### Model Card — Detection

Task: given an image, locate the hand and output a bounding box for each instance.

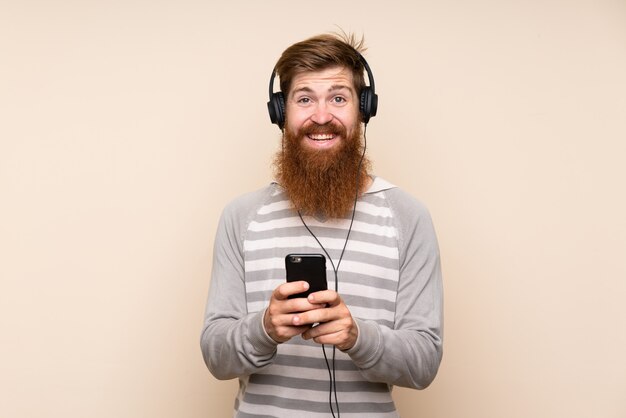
[263,281,326,343]
[299,290,358,351]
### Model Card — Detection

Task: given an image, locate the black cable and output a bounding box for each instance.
[321,344,336,417]
[297,217,340,418]
[297,124,368,417]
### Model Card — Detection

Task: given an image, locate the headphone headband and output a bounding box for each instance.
[267,53,378,130]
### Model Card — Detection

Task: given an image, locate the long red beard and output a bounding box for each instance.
[273,120,370,219]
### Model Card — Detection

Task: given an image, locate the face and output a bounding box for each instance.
[275,66,370,218]
[285,66,360,151]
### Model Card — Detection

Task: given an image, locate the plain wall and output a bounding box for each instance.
[1,1,625,417]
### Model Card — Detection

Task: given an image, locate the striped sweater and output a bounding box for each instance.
[201,177,443,417]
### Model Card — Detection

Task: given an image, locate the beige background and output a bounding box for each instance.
[1,0,625,417]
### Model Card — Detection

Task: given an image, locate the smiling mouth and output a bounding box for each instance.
[307,133,336,141]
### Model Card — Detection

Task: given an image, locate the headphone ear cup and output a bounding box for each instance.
[267,92,286,129]
[360,87,378,124]
[360,87,371,123]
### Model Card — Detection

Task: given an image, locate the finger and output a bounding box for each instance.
[303,323,357,351]
[307,290,339,305]
[313,331,354,351]
[273,281,309,300]
[268,313,310,334]
[307,328,343,344]
[271,309,329,328]
[302,313,351,336]
[286,298,327,313]
[272,324,313,343]
[292,312,332,326]
[293,306,336,325]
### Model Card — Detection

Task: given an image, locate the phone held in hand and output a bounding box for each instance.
[285,254,327,299]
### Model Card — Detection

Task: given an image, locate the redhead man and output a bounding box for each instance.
[201,32,443,417]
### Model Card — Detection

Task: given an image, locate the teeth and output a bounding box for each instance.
[309,134,334,140]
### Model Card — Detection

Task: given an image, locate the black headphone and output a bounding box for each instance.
[267,53,378,130]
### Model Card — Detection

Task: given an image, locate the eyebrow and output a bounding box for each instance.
[291,85,354,96]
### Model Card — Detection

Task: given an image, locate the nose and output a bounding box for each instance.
[310,102,333,125]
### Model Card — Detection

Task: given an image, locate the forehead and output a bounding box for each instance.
[289,66,355,95]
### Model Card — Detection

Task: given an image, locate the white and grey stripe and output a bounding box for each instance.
[236,180,402,416]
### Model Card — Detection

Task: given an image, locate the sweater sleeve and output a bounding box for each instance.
[200,188,279,380]
[344,188,443,389]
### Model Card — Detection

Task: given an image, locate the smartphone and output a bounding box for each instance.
[285,253,327,299]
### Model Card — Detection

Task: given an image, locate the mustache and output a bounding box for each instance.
[298,121,347,138]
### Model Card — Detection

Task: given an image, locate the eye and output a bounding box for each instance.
[297,97,311,104]
[332,96,347,104]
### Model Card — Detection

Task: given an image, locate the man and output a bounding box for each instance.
[201,33,443,417]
